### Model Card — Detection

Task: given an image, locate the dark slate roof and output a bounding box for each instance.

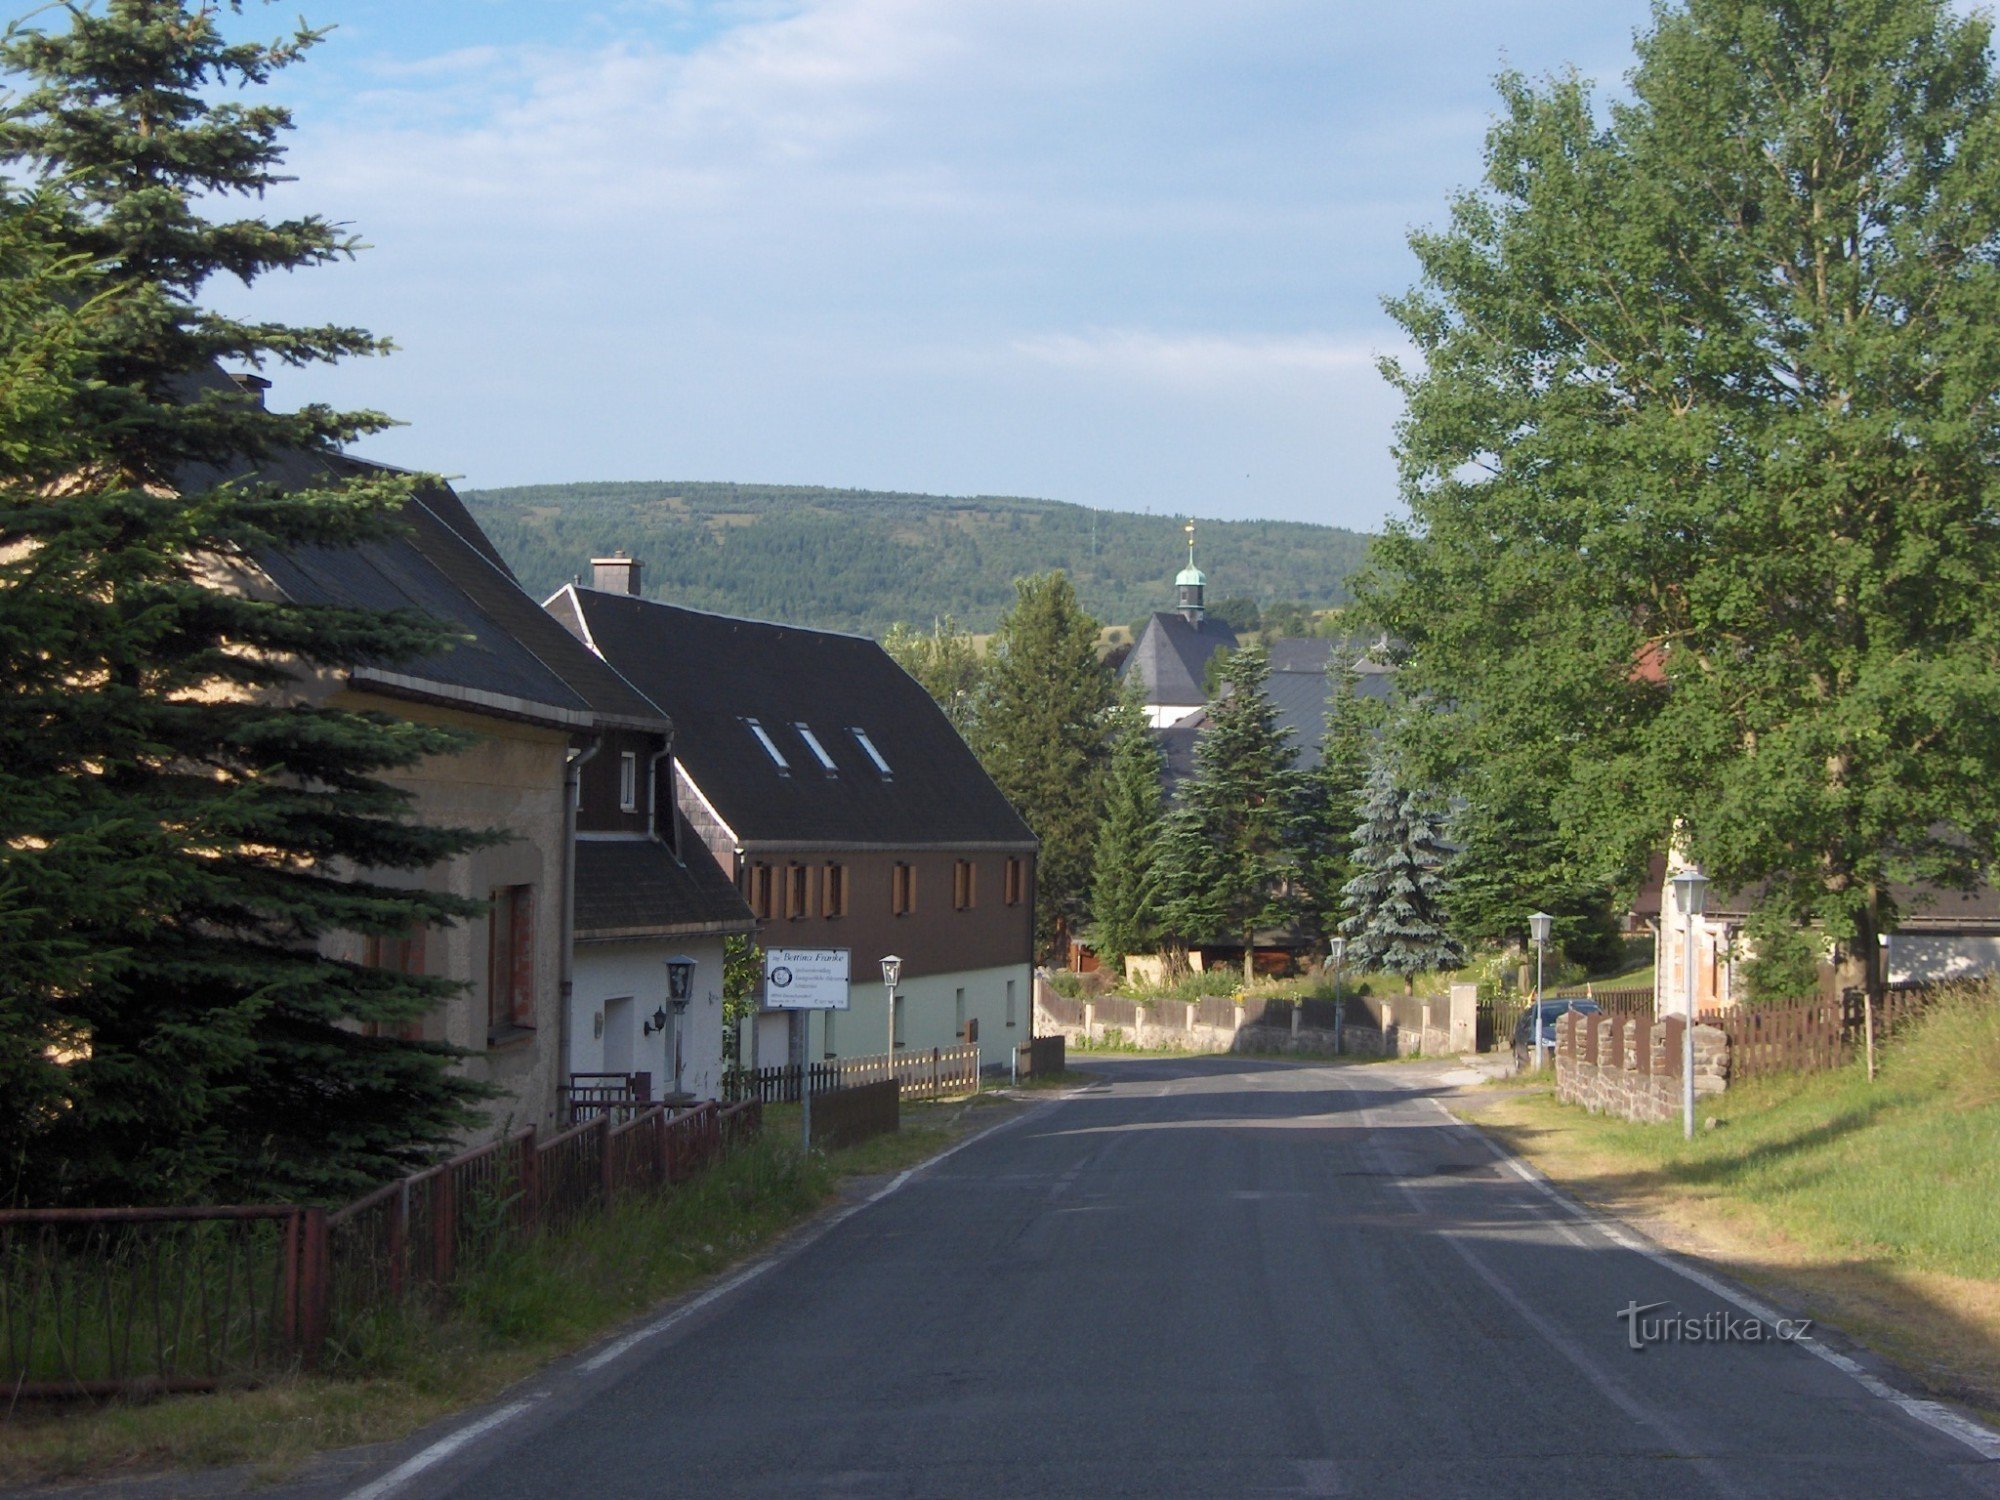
[1266,637,1395,775]
[574,828,757,940]
[248,461,666,731]
[1121,612,1239,707]
[552,587,1036,850]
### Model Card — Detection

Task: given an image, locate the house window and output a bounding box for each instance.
[822,862,849,918]
[823,1008,837,1058]
[1003,857,1025,906]
[745,862,774,920]
[953,859,976,911]
[892,861,916,917]
[618,751,638,812]
[365,925,429,1040]
[1006,978,1017,1028]
[850,726,892,777]
[893,992,906,1048]
[785,863,811,920]
[745,718,790,773]
[795,724,838,773]
[955,987,966,1039]
[487,886,535,1041]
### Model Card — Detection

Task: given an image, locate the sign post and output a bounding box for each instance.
[764,949,850,1154]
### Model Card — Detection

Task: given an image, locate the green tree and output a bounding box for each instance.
[0,1,490,1205]
[970,572,1116,955]
[1154,648,1302,983]
[1291,644,1375,945]
[1088,685,1166,969]
[1340,756,1464,994]
[881,616,983,738]
[1366,0,2000,997]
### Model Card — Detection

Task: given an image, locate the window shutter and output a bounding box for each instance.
[508,887,536,1028]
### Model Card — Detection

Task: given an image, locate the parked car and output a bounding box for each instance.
[1513,998,1601,1071]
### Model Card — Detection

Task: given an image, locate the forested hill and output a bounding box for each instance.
[460,480,1374,636]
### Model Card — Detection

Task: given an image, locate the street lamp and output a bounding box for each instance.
[1667,867,1710,1140]
[881,954,903,1061]
[1528,912,1554,1071]
[1327,936,1346,1055]
[664,955,696,1100]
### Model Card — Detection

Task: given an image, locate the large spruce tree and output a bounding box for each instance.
[0,1,490,1205]
[1154,648,1302,983]
[970,572,1116,955]
[1366,0,2000,992]
[1088,685,1167,969]
[1290,644,1375,947]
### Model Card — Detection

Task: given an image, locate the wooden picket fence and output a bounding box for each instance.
[724,1044,981,1105]
[1702,986,1941,1081]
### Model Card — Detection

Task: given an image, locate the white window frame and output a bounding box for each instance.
[850,726,892,776]
[618,751,638,812]
[795,723,838,773]
[745,718,790,772]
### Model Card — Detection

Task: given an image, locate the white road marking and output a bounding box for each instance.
[339,1102,1043,1500]
[341,1401,540,1500]
[1425,1091,2000,1462]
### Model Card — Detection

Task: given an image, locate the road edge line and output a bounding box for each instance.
[1429,1092,2000,1462]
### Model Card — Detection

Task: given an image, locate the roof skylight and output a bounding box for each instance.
[850,726,892,776]
[745,718,789,772]
[795,724,838,773]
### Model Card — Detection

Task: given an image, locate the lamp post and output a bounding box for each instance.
[1668,868,1710,1140]
[664,955,695,1103]
[881,954,903,1070]
[1328,936,1346,1055]
[1528,912,1554,1071]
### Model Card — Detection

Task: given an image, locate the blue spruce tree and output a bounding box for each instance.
[1340,756,1463,994]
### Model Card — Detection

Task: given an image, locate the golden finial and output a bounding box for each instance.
[1184,517,1196,566]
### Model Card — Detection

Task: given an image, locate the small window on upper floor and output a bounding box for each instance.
[795,724,838,773]
[850,726,892,777]
[618,751,638,812]
[745,718,789,773]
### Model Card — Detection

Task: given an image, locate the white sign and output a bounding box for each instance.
[763,948,851,1010]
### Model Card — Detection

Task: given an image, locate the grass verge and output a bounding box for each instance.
[1448,993,2000,1419]
[0,1099,1017,1489]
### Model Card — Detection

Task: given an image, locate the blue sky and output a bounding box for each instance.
[198,0,1665,530]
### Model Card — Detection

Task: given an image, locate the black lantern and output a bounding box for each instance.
[665,954,696,1008]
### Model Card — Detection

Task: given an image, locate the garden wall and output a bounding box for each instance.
[1552,1011,1729,1124]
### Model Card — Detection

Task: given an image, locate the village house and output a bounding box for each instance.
[545,564,1038,1074]
[231,387,702,1137]
[563,554,758,1110]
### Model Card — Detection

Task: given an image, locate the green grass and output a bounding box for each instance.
[1603,995,2000,1277]
[1516,993,2000,1278]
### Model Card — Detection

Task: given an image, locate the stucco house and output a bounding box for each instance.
[545,566,1038,1075]
[236,412,678,1137]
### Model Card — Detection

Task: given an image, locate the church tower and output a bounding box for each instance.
[1175,518,1206,624]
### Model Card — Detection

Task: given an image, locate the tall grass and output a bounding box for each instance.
[1561,989,2000,1279]
[326,1137,830,1380]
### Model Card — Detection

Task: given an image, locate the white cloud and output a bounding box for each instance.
[215,0,1655,531]
[1012,330,1398,391]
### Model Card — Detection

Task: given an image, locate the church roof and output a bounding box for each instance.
[1121,611,1239,707]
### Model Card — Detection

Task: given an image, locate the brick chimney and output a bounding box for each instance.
[591,552,642,596]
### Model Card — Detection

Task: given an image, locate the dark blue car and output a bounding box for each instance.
[1513,998,1601,1071]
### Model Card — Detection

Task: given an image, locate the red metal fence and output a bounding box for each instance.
[0,1206,325,1398]
[5,1101,763,1398]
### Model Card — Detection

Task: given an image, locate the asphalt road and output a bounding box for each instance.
[330,1056,2000,1500]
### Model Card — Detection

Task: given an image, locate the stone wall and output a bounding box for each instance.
[1553,1011,1729,1124]
[1031,985,1474,1060]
